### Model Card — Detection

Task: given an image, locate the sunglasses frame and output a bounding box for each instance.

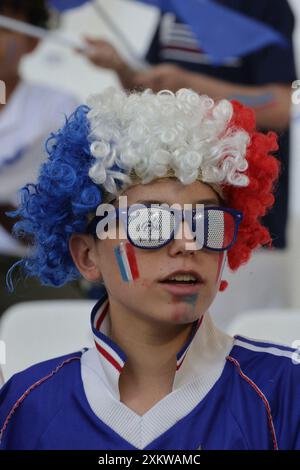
[86,204,243,252]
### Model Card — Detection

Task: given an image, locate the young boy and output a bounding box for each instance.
[0,88,299,450]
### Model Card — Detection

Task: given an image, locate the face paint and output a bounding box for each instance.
[114,242,139,282]
[182,294,198,309]
[215,252,227,288]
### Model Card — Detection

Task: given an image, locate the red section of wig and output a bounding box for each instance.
[223,100,280,272]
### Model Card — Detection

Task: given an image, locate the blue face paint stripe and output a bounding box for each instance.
[182,294,198,309]
[114,246,129,282]
[119,242,133,281]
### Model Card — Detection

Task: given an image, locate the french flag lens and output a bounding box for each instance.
[190,206,204,248]
[205,209,235,250]
[127,206,174,248]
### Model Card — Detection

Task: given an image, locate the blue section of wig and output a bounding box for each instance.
[7,105,102,290]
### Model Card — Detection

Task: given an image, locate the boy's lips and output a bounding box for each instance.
[159,283,203,296]
[158,270,204,296]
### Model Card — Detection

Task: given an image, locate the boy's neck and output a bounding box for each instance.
[107,297,195,398]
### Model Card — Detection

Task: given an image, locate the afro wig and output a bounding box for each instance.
[7,88,280,289]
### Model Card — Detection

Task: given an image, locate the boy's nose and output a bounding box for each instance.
[168,220,200,256]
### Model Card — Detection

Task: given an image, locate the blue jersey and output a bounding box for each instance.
[1,293,300,450]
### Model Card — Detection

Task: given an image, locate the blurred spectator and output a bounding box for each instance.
[0,0,85,316]
[84,0,297,250]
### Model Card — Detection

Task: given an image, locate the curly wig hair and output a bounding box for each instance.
[7,88,280,289]
[224,100,280,270]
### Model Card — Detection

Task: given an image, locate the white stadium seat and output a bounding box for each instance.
[225,308,300,348]
[0,300,95,382]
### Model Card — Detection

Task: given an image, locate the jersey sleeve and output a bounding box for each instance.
[0,372,50,450]
[273,355,300,449]
[0,352,82,450]
[229,336,300,450]
[0,375,28,450]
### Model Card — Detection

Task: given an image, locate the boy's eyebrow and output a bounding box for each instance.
[134,198,220,205]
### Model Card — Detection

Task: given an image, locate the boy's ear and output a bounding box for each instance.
[69,234,103,282]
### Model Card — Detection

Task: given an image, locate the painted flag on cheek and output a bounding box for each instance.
[114,242,140,282]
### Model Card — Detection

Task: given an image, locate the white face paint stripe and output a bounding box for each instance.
[119,242,133,281]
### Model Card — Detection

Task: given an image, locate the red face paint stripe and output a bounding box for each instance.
[124,242,140,280]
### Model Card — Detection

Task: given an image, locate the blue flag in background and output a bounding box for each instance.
[136,0,169,9]
[137,0,288,64]
[48,0,90,11]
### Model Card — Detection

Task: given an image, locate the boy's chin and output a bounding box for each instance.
[161,299,203,324]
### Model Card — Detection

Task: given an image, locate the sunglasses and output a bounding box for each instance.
[86,204,243,252]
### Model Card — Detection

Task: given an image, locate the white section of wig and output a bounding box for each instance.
[87,87,250,195]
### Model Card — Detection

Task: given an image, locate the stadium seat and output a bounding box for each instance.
[0,300,95,381]
[225,308,300,349]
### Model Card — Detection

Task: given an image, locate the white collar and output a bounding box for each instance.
[81,292,234,448]
[90,291,207,397]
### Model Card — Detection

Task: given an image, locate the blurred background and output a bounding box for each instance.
[0,0,300,380]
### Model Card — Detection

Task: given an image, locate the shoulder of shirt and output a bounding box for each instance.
[228,334,300,388]
[227,335,300,446]
[8,348,82,379]
[230,334,299,363]
[216,333,300,451]
[1,350,83,397]
[0,350,84,444]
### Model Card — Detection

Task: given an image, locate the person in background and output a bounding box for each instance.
[84,0,296,249]
[82,0,297,323]
[0,0,85,317]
